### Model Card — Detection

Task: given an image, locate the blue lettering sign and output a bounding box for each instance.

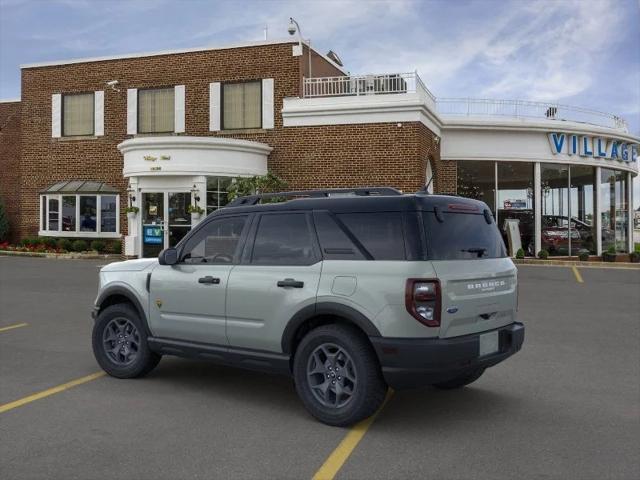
[580,136,593,156]
[143,226,163,245]
[610,141,619,159]
[596,138,607,157]
[570,135,578,155]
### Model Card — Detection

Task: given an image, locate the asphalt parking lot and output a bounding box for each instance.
[1,256,639,480]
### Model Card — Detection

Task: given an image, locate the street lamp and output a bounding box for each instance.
[288,17,312,79]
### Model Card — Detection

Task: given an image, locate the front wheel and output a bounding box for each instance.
[92,303,161,378]
[293,324,387,427]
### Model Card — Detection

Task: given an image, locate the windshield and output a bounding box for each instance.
[423,212,507,260]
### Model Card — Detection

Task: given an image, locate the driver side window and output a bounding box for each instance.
[182,215,247,264]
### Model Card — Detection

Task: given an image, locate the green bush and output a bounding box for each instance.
[227,173,288,202]
[629,251,640,263]
[577,250,589,261]
[515,248,525,259]
[40,237,58,249]
[72,239,88,252]
[606,245,617,254]
[90,240,106,253]
[20,237,38,247]
[537,249,549,260]
[107,239,122,254]
[57,238,73,252]
[0,198,9,242]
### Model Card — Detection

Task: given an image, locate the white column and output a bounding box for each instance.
[595,166,602,256]
[534,162,541,255]
[628,172,634,253]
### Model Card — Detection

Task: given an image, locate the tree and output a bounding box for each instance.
[0,198,9,242]
[227,173,288,202]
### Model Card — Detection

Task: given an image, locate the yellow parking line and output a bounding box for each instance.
[571,266,584,283]
[312,389,394,480]
[0,371,106,414]
[0,322,28,333]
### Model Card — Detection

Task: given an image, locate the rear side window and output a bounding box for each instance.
[424,212,506,260]
[251,213,317,265]
[337,212,405,260]
[313,212,366,260]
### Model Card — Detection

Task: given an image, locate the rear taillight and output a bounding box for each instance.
[405,279,441,327]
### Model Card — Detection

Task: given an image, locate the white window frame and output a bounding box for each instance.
[39,193,120,238]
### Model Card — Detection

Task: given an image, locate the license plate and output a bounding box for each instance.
[479,331,499,357]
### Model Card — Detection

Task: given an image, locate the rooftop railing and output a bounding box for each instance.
[436,98,628,132]
[301,73,628,132]
[303,72,436,101]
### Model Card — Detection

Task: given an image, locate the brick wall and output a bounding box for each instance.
[17,41,443,241]
[0,101,21,242]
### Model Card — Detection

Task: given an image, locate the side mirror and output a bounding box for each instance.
[158,248,178,266]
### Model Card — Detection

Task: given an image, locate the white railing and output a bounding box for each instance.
[436,98,628,131]
[303,72,436,101]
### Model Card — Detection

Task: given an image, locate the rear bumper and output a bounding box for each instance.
[370,322,524,389]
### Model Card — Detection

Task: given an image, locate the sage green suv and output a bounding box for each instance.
[92,188,524,426]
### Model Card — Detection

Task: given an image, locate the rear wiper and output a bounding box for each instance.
[461,247,487,258]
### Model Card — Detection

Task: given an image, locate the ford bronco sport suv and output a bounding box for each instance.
[92,188,524,426]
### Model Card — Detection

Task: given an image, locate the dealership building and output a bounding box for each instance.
[0,39,637,257]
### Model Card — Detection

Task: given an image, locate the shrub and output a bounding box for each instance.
[40,237,58,249]
[107,239,122,254]
[537,249,549,260]
[57,238,73,252]
[72,239,88,252]
[515,248,525,259]
[606,245,617,254]
[577,250,589,261]
[90,240,106,253]
[227,172,288,202]
[0,198,9,242]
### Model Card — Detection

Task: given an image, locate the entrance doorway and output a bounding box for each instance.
[141,192,191,258]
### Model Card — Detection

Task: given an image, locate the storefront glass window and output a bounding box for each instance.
[569,166,596,254]
[497,162,535,255]
[48,197,59,231]
[456,161,495,213]
[62,196,76,232]
[101,195,117,233]
[79,196,97,232]
[206,176,232,215]
[600,169,629,253]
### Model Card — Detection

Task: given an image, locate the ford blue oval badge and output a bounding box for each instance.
[447,307,459,314]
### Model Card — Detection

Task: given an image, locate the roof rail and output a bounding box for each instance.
[226,187,403,207]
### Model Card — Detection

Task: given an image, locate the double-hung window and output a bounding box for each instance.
[138,87,175,133]
[222,81,262,130]
[62,92,95,136]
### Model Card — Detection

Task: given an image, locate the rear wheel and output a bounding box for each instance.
[293,324,387,427]
[432,368,485,390]
[92,303,161,378]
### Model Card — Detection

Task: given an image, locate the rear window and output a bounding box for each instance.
[337,212,406,260]
[424,212,506,260]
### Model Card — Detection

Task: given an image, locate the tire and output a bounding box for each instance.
[432,368,485,390]
[293,324,387,427]
[92,303,161,379]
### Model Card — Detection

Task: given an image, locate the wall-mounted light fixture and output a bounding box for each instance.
[191,184,201,203]
[127,186,136,204]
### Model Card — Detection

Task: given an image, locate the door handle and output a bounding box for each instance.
[277,278,304,288]
[198,276,221,285]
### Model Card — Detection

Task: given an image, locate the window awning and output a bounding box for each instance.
[40,180,119,195]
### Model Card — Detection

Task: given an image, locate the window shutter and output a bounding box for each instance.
[94,90,104,136]
[51,94,62,138]
[209,82,221,131]
[262,78,274,129]
[174,85,185,133]
[127,88,137,135]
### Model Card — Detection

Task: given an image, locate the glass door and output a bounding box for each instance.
[141,192,192,258]
[142,192,165,258]
[168,192,191,248]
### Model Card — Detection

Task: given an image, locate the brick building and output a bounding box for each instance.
[0,39,638,257]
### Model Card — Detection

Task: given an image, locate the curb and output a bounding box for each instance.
[0,250,123,260]
[514,259,640,269]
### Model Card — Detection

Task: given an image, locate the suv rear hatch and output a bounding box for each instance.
[423,206,517,338]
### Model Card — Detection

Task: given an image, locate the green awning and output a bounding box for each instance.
[40,180,119,195]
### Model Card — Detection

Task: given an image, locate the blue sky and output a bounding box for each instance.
[1,0,639,204]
